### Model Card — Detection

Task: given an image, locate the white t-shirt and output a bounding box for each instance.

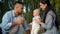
[32,16,41,29]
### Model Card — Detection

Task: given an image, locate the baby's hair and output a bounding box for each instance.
[33,9,40,12]
[33,9,40,14]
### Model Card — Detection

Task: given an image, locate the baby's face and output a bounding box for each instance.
[33,9,40,16]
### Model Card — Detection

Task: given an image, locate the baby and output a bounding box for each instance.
[31,9,41,34]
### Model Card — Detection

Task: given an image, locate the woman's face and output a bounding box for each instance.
[40,2,47,10]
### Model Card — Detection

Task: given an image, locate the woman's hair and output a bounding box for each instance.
[40,0,59,29]
[40,0,51,6]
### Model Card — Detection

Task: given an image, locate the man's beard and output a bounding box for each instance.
[18,12,22,15]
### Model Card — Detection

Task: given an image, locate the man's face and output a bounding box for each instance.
[14,3,23,13]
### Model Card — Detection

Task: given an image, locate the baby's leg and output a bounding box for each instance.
[31,29,34,34]
[34,28,40,34]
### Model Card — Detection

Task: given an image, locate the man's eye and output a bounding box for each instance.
[16,7,19,8]
[40,5,41,6]
[22,8,23,9]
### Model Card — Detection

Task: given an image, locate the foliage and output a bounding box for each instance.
[0,0,60,24]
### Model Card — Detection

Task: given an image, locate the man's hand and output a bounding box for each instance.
[11,17,25,28]
[16,17,25,25]
[26,30,30,34]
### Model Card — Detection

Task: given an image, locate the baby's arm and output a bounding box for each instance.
[29,23,32,25]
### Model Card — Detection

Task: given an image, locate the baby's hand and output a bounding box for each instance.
[35,18,41,24]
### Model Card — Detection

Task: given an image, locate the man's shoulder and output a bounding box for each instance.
[6,10,13,14]
[4,10,13,17]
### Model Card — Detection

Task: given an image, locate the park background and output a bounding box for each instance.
[0,0,60,34]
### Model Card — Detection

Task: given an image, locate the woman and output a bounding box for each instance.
[39,0,59,34]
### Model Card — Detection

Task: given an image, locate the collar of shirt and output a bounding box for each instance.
[11,10,22,17]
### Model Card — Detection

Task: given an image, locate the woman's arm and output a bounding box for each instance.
[40,11,54,30]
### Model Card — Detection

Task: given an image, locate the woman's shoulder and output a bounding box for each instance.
[48,10,55,15]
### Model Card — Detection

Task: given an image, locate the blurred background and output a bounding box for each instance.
[0,0,60,34]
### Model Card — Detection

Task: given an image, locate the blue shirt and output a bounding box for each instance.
[0,10,29,34]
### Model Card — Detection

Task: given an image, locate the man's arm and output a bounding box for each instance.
[1,12,24,30]
[11,18,25,28]
[26,30,30,34]
[22,21,30,34]
[11,18,24,28]
[10,22,17,28]
[1,12,12,30]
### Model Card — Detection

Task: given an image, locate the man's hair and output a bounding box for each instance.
[14,1,23,5]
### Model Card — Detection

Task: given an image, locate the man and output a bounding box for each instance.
[0,1,30,34]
